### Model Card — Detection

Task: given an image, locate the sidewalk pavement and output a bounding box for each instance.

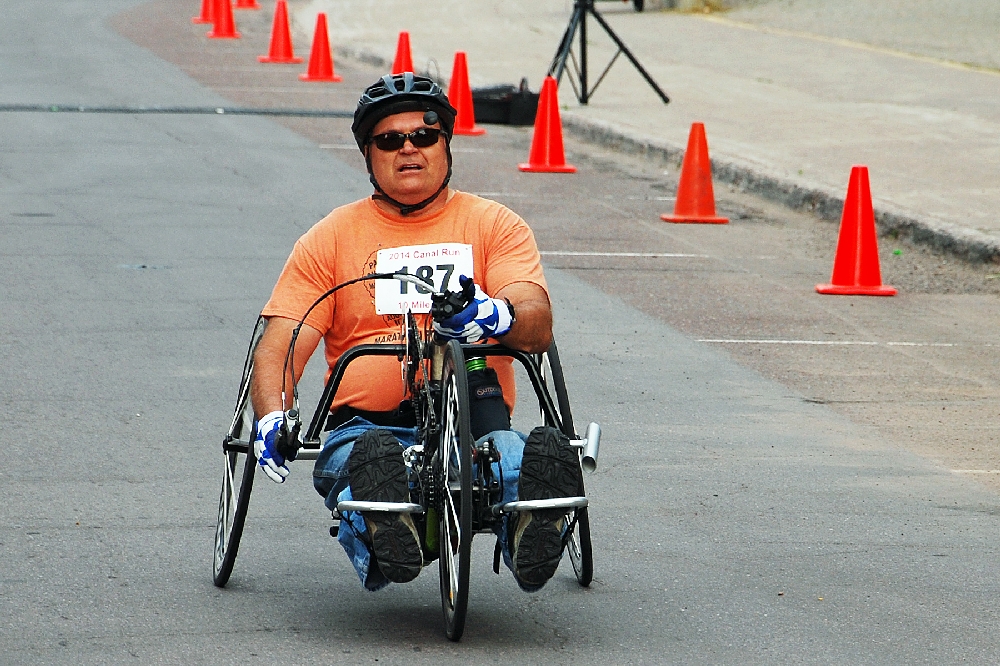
[296,0,1000,262]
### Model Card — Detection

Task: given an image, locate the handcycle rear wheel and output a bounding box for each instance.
[566,507,593,587]
[539,342,575,434]
[540,343,594,587]
[437,340,473,641]
[213,434,256,587]
[213,317,266,587]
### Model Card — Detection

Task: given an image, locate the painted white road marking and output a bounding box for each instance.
[699,339,956,347]
[542,251,710,258]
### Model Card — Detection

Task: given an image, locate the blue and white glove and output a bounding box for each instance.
[254,410,293,483]
[433,276,514,344]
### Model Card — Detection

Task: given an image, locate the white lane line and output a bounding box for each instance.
[699,339,957,347]
[952,470,1000,474]
[885,342,957,347]
[541,251,710,258]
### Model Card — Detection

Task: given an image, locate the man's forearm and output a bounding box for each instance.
[495,283,553,353]
[250,344,296,417]
[250,317,323,418]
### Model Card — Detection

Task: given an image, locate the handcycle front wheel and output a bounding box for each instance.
[437,340,473,642]
[213,317,266,587]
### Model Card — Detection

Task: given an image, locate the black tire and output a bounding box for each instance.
[633,0,645,11]
[213,434,256,587]
[566,506,594,587]
[542,342,576,437]
[437,341,473,641]
[213,318,266,587]
[541,341,593,585]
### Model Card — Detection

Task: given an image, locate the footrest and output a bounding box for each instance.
[500,496,588,513]
[336,500,425,514]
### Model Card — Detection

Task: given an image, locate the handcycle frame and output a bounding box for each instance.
[213,310,600,642]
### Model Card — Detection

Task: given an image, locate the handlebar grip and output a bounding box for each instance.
[430,277,476,322]
[275,414,301,462]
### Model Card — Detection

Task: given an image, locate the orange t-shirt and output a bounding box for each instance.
[261,191,548,414]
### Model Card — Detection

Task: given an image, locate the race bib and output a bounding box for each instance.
[374,243,474,314]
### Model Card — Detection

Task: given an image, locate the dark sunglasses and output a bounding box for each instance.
[370,127,442,151]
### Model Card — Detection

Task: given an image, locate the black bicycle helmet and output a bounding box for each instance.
[352,73,457,150]
[352,73,459,215]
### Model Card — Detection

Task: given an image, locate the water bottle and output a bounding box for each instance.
[464,356,510,439]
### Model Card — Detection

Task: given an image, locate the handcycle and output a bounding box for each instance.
[212,273,601,641]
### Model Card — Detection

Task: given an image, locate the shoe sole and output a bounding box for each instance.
[519,426,583,501]
[512,509,565,587]
[514,426,584,587]
[349,429,422,584]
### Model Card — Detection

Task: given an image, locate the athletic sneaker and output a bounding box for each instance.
[511,426,584,588]
[348,428,423,584]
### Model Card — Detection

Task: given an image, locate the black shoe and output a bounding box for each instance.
[512,426,584,588]
[349,429,422,584]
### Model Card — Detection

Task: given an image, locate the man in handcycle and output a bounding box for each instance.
[250,73,583,592]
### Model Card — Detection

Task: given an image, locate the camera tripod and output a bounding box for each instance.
[548,0,669,105]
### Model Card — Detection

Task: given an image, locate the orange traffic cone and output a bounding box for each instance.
[661,123,727,224]
[192,0,214,24]
[392,32,414,74]
[448,52,486,136]
[258,0,302,63]
[299,13,342,82]
[518,76,575,173]
[207,0,240,38]
[234,0,260,8]
[816,166,897,296]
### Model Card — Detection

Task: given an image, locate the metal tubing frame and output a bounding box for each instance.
[303,342,572,443]
[337,500,425,514]
[501,497,589,513]
[303,344,407,443]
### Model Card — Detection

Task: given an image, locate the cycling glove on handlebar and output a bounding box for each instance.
[433,278,514,344]
[254,410,294,483]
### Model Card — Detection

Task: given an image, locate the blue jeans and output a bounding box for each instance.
[312,417,535,591]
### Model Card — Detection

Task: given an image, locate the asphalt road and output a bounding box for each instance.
[3,1,1000,664]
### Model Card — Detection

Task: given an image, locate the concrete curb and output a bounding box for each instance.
[336,45,392,72]
[561,114,1000,264]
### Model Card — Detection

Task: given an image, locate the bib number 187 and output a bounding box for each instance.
[374,243,474,314]
[397,264,455,294]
